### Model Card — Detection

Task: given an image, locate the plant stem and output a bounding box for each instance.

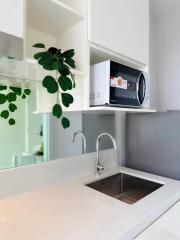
[55,70,60,104]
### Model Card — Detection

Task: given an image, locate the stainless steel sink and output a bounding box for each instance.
[86,173,163,204]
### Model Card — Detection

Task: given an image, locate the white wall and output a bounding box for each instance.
[150,0,180,110]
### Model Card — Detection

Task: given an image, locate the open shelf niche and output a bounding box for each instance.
[88,42,156,113]
[24,0,89,113]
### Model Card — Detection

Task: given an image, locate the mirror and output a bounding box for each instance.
[0,85,115,170]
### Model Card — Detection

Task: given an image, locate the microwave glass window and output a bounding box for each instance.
[114,88,137,99]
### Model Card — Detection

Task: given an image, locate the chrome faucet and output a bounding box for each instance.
[73,130,87,154]
[96,133,117,174]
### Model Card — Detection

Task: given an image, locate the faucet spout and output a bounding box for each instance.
[96,133,117,174]
[73,130,87,154]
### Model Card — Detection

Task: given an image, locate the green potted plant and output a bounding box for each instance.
[33,43,76,129]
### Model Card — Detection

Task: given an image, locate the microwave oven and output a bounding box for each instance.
[90,60,150,108]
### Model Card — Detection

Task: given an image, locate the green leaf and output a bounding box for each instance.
[34,52,45,60]
[22,94,26,99]
[62,49,75,59]
[7,92,16,102]
[1,110,9,119]
[57,54,64,64]
[7,56,15,59]
[37,52,55,71]
[9,103,17,112]
[42,76,58,94]
[52,61,60,70]
[24,89,31,95]
[43,64,54,71]
[52,104,62,119]
[0,85,7,91]
[10,87,22,96]
[61,93,74,107]
[0,94,7,104]
[62,117,70,129]
[33,43,45,48]
[44,55,54,65]
[38,52,53,67]
[58,76,72,91]
[9,118,16,126]
[48,47,58,55]
[65,58,75,68]
[58,64,70,76]
[37,52,49,63]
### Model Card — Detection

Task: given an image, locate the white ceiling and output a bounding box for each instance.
[151,0,180,16]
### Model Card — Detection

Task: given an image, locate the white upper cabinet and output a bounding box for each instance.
[89,0,149,65]
[0,0,24,38]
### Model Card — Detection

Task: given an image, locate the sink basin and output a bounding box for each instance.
[86,173,163,204]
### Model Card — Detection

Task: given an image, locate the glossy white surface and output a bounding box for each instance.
[136,201,180,239]
[0,166,180,240]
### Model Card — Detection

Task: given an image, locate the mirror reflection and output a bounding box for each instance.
[0,86,115,170]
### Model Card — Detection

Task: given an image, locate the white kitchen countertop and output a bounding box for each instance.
[0,166,180,240]
[136,201,180,239]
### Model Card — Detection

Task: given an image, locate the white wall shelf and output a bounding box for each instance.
[26,0,84,35]
[87,106,156,113]
[34,107,156,115]
[71,68,86,77]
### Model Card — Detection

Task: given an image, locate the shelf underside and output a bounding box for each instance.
[90,42,146,70]
[86,106,156,113]
[34,107,156,114]
[26,0,83,35]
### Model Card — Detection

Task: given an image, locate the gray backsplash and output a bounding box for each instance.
[83,113,115,153]
[126,112,180,180]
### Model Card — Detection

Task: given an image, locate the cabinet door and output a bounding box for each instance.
[0,0,24,38]
[89,0,149,65]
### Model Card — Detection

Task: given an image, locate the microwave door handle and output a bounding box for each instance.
[137,73,146,105]
[142,74,146,99]
[137,77,141,106]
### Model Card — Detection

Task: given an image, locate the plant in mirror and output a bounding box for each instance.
[0,85,44,170]
[33,43,76,129]
[0,84,31,125]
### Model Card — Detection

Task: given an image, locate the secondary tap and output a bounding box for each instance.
[73,130,87,154]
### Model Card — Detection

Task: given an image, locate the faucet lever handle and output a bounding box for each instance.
[97,165,104,172]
